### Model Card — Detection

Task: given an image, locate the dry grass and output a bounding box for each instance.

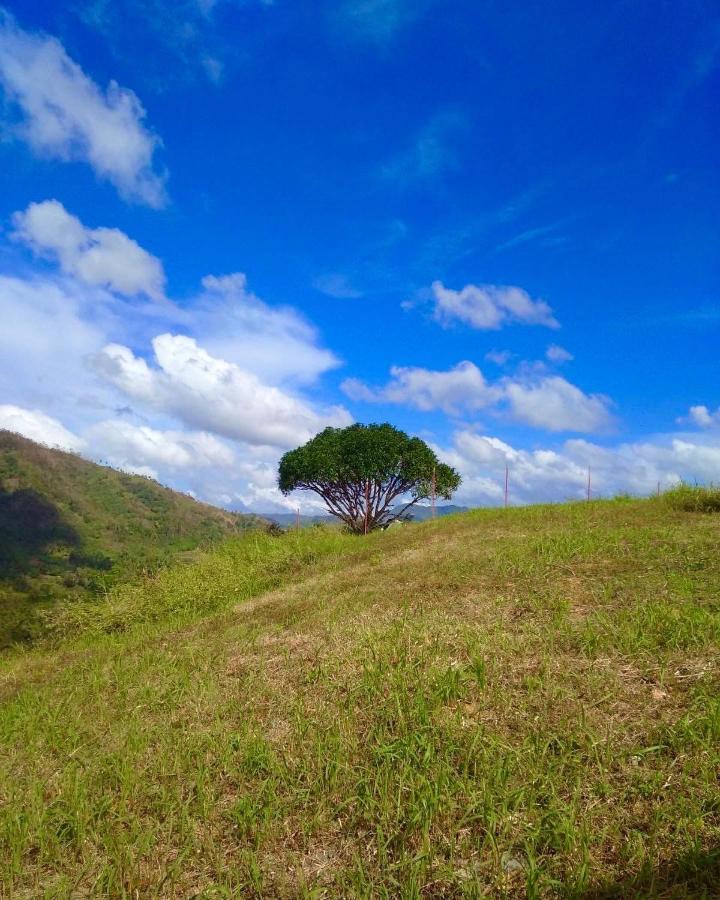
[1,498,719,897]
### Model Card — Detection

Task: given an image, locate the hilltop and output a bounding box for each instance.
[1,496,718,896]
[0,430,263,646]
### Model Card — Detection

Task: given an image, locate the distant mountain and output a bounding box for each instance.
[260,503,469,528]
[0,431,264,646]
[398,504,470,521]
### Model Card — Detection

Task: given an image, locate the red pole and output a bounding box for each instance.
[587,467,591,502]
[364,480,370,534]
[296,508,300,531]
[504,463,509,509]
[431,466,436,519]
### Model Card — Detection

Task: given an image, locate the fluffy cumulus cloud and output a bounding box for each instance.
[0,403,239,484]
[0,11,166,206]
[90,334,352,448]
[0,205,351,509]
[343,362,500,414]
[503,375,613,433]
[436,430,720,507]
[226,453,332,515]
[85,420,235,474]
[11,200,166,299]
[343,362,614,433]
[679,404,720,429]
[430,281,559,330]
[0,404,84,451]
[193,273,341,385]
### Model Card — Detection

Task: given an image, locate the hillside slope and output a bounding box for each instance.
[1,499,719,896]
[0,430,263,646]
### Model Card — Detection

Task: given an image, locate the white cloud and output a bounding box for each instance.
[504,375,613,433]
[430,281,559,330]
[0,262,347,461]
[342,361,500,414]
[0,274,118,424]
[546,343,573,363]
[85,420,235,471]
[0,404,83,450]
[228,455,332,514]
[11,200,166,299]
[312,273,363,299]
[342,363,613,433]
[437,430,720,507]
[0,224,348,514]
[485,349,513,366]
[90,334,352,448]
[679,404,720,429]
[193,273,341,385]
[0,11,166,206]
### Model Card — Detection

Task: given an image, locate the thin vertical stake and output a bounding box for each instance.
[364,480,370,535]
[504,463,509,509]
[657,481,661,497]
[431,466,436,519]
[587,467,591,502]
[296,508,300,532]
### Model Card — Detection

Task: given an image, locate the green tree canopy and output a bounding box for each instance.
[278,423,461,533]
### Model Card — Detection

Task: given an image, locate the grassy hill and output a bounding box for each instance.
[0,430,263,646]
[1,496,719,896]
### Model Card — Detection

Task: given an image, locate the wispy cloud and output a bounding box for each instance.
[77,0,273,88]
[0,10,167,206]
[546,344,573,364]
[650,18,720,134]
[334,0,434,43]
[380,110,467,188]
[485,350,513,366]
[494,218,573,254]
[312,273,363,299]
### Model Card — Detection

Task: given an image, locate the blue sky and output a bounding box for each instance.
[0,0,718,511]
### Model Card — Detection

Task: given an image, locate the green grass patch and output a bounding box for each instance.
[662,482,720,513]
[1,498,719,896]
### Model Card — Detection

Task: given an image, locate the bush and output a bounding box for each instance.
[662,483,720,513]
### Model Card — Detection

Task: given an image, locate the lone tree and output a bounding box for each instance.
[278,423,461,534]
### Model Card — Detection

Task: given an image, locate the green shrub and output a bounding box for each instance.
[662,483,720,513]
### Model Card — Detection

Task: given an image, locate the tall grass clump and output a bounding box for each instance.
[661,482,720,513]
